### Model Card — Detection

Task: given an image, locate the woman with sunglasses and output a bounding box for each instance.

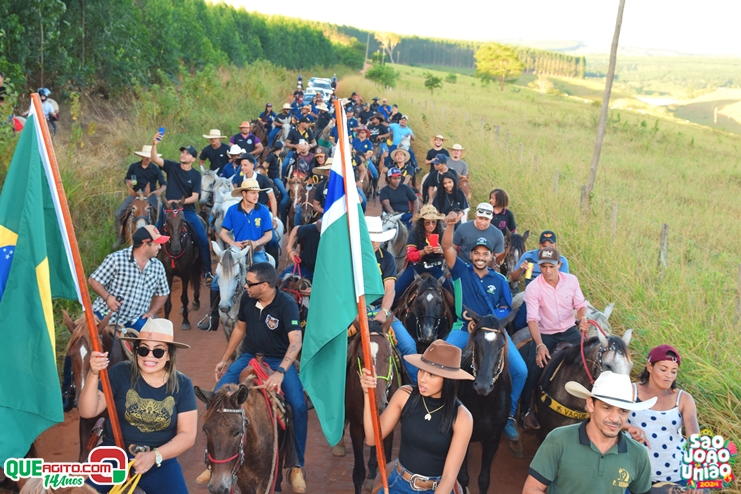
[393,205,447,304]
[360,340,473,493]
[79,318,196,493]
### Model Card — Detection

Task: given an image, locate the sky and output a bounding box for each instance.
[216,0,741,56]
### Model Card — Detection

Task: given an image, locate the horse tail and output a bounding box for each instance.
[279,403,297,470]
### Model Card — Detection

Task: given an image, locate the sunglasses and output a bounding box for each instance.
[476,209,492,216]
[245,280,266,288]
[136,346,166,359]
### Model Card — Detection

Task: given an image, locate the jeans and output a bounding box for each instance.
[513,302,528,332]
[519,325,582,412]
[358,187,367,212]
[282,151,295,179]
[88,457,187,493]
[157,209,212,275]
[386,461,448,494]
[446,329,527,417]
[275,178,291,223]
[393,263,446,305]
[368,308,418,383]
[367,160,378,180]
[268,127,281,147]
[216,352,306,467]
[400,212,412,231]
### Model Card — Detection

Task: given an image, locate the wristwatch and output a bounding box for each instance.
[276,366,286,374]
[153,448,162,467]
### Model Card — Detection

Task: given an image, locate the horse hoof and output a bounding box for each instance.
[191,302,200,311]
[332,442,346,457]
[181,322,191,330]
[362,479,374,492]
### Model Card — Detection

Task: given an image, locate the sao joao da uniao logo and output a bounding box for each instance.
[681,429,737,490]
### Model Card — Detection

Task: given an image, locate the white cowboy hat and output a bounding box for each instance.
[134,145,161,159]
[565,371,657,411]
[203,129,227,139]
[315,103,329,112]
[449,143,465,151]
[231,178,270,197]
[392,148,410,163]
[366,216,396,243]
[119,318,189,349]
[282,103,293,110]
[227,144,245,156]
[312,164,332,176]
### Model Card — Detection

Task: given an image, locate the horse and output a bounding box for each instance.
[159,196,202,330]
[457,308,515,494]
[500,229,529,292]
[199,169,221,226]
[393,272,454,352]
[381,212,408,275]
[250,119,269,160]
[211,184,238,249]
[123,188,157,245]
[194,378,295,494]
[62,311,131,462]
[457,176,472,204]
[280,275,311,332]
[286,174,310,232]
[211,241,250,343]
[345,319,403,494]
[531,329,634,442]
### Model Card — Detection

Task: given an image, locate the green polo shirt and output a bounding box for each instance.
[528,420,652,494]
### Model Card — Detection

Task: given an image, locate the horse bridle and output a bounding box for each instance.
[204,407,249,493]
[161,208,189,263]
[470,327,506,385]
[356,333,401,394]
[406,287,442,335]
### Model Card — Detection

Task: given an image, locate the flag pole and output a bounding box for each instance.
[334,100,389,494]
[31,93,125,450]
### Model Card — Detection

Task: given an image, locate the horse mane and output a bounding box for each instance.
[202,381,257,421]
[559,335,629,367]
[65,315,92,353]
[219,248,239,279]
[508,231,527,253]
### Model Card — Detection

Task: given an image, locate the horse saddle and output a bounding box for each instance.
[238,358,288,426]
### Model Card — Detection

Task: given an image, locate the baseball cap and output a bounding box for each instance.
[647,345,681,366]
[400,115,409,120]
[298,116,311,123]
[475,203,493,218]
[387,167,402,177]
[431,153,448,166]
[539,230,557,244]
[537,246,561,265]
[472,237,493,252]
[132,225,169,245]
[179,145,197,158]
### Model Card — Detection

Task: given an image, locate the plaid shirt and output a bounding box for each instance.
[90,247,169,324]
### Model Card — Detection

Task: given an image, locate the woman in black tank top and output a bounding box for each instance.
[360,340,474,493]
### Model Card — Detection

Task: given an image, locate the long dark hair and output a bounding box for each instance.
[433,172,460,212]
[402,379,460,434]
[412,217,444,248]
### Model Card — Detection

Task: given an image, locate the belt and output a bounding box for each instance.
[395,462,439,491]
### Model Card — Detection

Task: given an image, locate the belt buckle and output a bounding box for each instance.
[408,473,432,491]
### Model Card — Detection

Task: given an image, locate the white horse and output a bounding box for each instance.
[381,212,409,275]
[200,169,220,206]
[211,241,249,342]
[398,134,412,151]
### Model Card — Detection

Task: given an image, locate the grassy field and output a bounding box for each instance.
[360,64,741,489]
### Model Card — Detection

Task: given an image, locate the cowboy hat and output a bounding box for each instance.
[565,371,657,411]
[120,318,190,349]
[315,103,329,112]
[312,164,331,176]
[227,144,245,156]
[412,204,445,222]
[282,103,293,110]
[203,129,227,139]
[134,145,161,159]
[404,340,474,381]
[392,148,410,163]
[231,178,270,197]
[239,121,251,128]
[430,134,446,144]
[449,143,465,151]
[365,216,396,243]
[371,112,386,122]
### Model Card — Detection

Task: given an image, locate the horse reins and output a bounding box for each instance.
[580,319,609,384]
[205,407,249,494]
[161,208,188,268]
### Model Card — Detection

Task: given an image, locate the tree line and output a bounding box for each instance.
[515,47,586,79]
[0,0,365,95]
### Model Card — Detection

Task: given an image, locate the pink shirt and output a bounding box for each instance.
[524,272,588,334]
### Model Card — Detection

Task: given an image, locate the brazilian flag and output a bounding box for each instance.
[0,108,81,463]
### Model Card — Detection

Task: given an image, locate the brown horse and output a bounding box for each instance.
[345,319,404,494]
[251,119,270,161]
[458,176,472,204]
[122,187,156,245]
[500,228,529,292]
[280,275,311,332]
[62,311,131,462]
[393,272,454,352]
[286,175,313,232]
[158,196,202,330]
[194,379,295,494]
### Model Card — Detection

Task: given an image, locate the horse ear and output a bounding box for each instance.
[437,273,446,286]
[62,310,76,333]
[413,270,422,283]
[503,226,511,239]
[211,241,223,258]
[381,314,394,334]
[621,329,633,346]
[236,384,250,406]
[461,305,480,324]
[97,312,113,334]
[179,195,187,207]
[144,183,150,196]
[597,327,609,347]
[194,386,214,405]
[603,303,615,320]
[522,230,530,242]
[238,246,251,260]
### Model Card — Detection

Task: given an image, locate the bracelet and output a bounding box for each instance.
[536,343,546,351]
[382,308,392,318]
[276,366,286,374]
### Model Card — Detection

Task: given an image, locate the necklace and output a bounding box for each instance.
[422,396,445,421]
[142,373,167,387]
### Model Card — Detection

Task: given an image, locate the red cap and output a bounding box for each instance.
[647,344,681,366]
[132,225,169,245]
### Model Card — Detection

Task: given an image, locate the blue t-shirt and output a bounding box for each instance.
[161,160,202,211]
[515,249,570,286]
[450,257,512,321]
[99,361,196,450]
[353,138,373,155]
[222,201,273,242]
[389,124,414,146]
[221,161,238,180]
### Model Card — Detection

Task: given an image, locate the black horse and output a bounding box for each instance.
[500,228,529,293]
[159,196,202,330]
[393,272,454,353]
[457,308,515,494]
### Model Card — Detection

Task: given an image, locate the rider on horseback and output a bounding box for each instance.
[219,144,244,180]
[268,103,293,147]
[425,153,458,206]
[352,126,379,182]
[259,103,277,134]
[445,144,469,178]
[380,167,419,230]
[422,135,450,203]
[520,247,590,431]
[387,115,416,170]
[199,129,230,172]
[113,145,167,249]
[441,211,528,442]
[286,117,316,151]
[230,121,264,159]
[150,133,215,283]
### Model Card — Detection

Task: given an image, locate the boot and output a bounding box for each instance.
[289,467,306,493]
[62,384,75,413]
[198,290,220,331]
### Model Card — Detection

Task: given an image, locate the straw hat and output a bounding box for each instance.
[239,121,251,129]
[203,129,227,139]
[565,371,657,411]
[449,143,465,151]
[404,340,474,380]
[412,204,445,222]
[312,164,331,176]
[430,134,445,144]
[315,103,329,112]
[134,145,161,159]
[392,148,410,163]
[231,178,270,197]
[365,216,396,243]
[227,144,245,156]
[282,103,293,110]
[120,319,189,349]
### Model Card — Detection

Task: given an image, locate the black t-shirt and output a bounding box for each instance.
[491,208,517,234]
[380,184,417,213]
[367,123,389,143]
[125,161,167,194]
[315,112,332,134]
[199,143,231,172]
[425,148,450,172]
[314,179,328,208]
[358,110,374,124]
[371,247,396,306]
[231,133,260,154]
[237,289,301,357]
[274,112,292,128]
[288,128,314,145]
[296,223,321,272]
[162,160,202,211]
[99,361,197,451]
[264,153,281,179]
[433,189,468,216]
[428,168,458,188]
[389,113,402,124]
